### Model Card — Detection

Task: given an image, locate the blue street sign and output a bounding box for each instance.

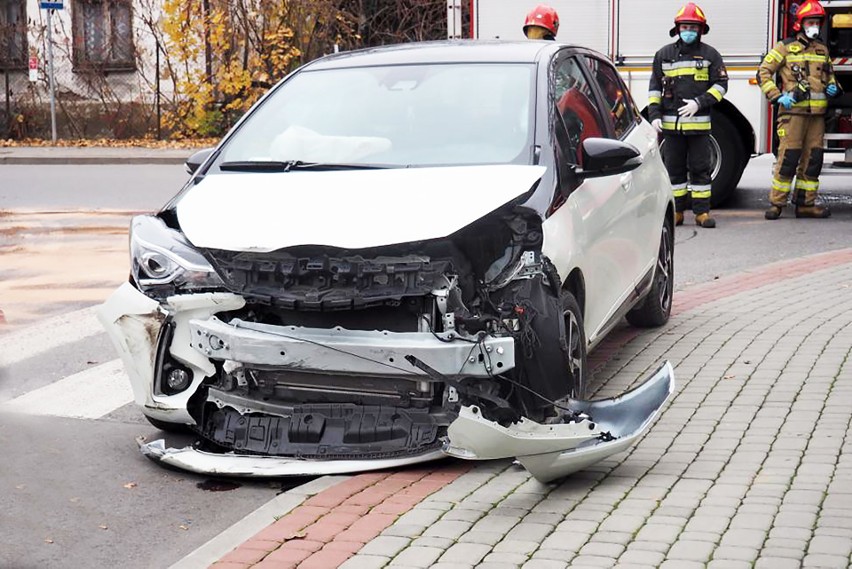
[39,1,63,9]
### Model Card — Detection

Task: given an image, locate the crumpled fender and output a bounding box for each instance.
[97,282,245,424]
[445,361,675,483]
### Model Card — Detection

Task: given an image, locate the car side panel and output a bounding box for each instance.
[542,173,635,343]
[622,120,672,284]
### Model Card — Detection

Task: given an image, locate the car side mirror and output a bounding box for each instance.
[185,148,215,175]
[574,138,642,180]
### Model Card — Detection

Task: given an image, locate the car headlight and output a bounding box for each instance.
[130,215,225,296]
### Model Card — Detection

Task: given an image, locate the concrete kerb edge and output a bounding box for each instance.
[0,156,188,165]
[168,475,350,569]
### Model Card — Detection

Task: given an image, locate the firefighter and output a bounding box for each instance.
[523,5,559,40]
[648,3,728,228]
[758,0,839,220]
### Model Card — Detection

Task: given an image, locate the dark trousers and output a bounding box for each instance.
[663,132,713,215]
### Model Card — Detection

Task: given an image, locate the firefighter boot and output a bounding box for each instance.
[695,212,716,228]
[765,205,784,220]
[795,205,831,218]
[795,189,831,218]
[765,188,789,220]
[675,211,684,226]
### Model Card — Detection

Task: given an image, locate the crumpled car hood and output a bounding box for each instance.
[175,165,546,252]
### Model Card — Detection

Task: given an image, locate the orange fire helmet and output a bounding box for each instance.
[523,4,560,38]
[669,3,710,37]
[793,0,826,31]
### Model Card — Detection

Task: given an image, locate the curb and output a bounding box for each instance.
[0,155,189,165]
[169,476,349,569]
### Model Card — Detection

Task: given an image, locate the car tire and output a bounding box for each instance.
[561,291,587,399]
[144,415,190,433]
[709,110,747,208]
[626,217,674,328]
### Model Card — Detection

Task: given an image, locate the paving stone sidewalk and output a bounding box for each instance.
[209,249,852,569]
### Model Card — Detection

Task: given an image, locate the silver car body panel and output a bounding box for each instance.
[446,362,675,483]
[187,317,516,378]
[176,165,546,253]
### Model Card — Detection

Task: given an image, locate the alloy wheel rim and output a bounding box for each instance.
[563,309,584,395]
[657,225,673,312]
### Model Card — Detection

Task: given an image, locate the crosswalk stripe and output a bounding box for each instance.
[0,306,105,368]
[1,359,133,419]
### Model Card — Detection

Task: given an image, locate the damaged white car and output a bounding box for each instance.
[99,41,675,483]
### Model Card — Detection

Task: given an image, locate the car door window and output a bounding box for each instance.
[552,55,606,165]
[583,56,640,139]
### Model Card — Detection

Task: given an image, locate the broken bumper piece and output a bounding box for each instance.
[138,438,447,477]
[445,361,675,483]
[137,363,673,481]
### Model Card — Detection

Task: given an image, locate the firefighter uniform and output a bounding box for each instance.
[649,4,728,228]
[758,21,838,218]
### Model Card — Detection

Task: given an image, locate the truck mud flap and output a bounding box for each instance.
[445,362,675,483]
[137,437,446,477]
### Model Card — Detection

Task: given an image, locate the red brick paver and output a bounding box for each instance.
[212,463,471,568]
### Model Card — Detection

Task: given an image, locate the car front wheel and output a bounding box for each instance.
[561,291,587,399]
[626,218,674,328]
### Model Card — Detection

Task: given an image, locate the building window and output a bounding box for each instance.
[72,0,135,71]
[0,0,27,70]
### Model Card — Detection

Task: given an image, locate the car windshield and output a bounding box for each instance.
[215,62,535,168]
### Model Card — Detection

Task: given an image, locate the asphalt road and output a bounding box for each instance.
[0,157,850,568]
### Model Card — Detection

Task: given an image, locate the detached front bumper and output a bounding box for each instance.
[138,363,674,482]
[446,362,675,483]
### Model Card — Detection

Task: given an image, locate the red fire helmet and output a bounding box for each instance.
[669,3,710,37]
[793,0,826,31]
[523,4,560,37]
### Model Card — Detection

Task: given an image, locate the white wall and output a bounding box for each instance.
[5,0,171,106]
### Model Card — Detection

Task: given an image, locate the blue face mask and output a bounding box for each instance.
[680,30,698,44]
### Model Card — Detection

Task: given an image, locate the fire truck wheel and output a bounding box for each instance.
[709,111,747,208]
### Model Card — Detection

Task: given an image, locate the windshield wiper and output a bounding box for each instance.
[219,160,394,172]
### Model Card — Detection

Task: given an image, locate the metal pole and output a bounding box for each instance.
[155,39,161,140]
[4,69,10,138]
[46,8,57,143]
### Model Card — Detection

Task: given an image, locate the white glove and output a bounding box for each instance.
[678,99,700,118]
[651,118,663,133]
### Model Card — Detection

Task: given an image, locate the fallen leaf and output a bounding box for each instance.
[286,531,307,540]
[44,539,53,544]
[123,482,137,489]
[99,525,108,530]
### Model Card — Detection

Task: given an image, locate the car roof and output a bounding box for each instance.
[306,40,571,70]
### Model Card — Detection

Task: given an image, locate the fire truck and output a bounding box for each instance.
[451,0,852,206]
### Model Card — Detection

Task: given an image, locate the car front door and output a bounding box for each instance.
[582,55,663,298]
[541,52,635,344]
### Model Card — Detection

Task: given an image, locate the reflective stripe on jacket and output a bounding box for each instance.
[648,39,728,135]
[757,33,837,116]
